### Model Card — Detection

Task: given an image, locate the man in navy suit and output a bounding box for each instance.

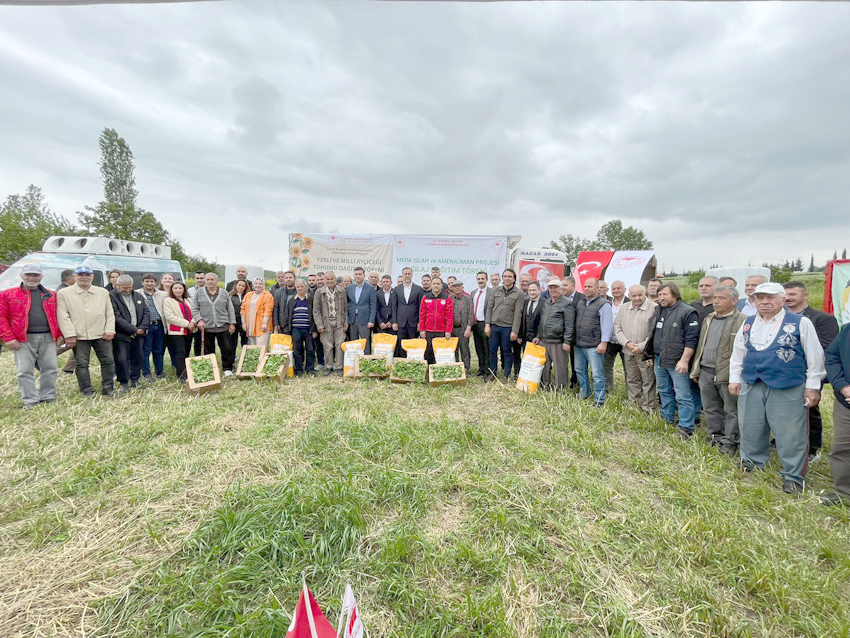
[391,266,425,355]
[347,267,377,353]
[375,275,396,335]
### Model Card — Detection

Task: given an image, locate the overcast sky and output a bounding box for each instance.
[1,1,849,272]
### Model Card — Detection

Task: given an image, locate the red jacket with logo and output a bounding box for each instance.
[0,284,62,343]
[419,294,454,333]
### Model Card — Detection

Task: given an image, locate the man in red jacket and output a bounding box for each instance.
[419,277,453,364]
[0,266,63,408]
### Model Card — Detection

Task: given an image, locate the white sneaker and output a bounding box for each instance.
[224,370,233,377]
[809,452,821,465]
[315,364,324,371]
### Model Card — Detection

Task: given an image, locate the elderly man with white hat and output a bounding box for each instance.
[533,278,575,390]
[728,282,826,494]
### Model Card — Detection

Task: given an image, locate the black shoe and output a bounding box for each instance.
[307,371,317,377]
[82,391,95,398]
[593,402,605,408]
[335,369,343,376]
[323,368,333,377]
[706,436,722,447]
[820,493,847,506]
[739,460,757,473]
[675,428,693,440]
[782,480,804,494]
[719,444,738,457]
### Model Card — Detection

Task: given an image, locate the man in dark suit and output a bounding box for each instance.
[391,267,425,356]
[375,275,396,335]
[521,281,543,345]
[346,267,377,353]
[109,274,150,391]
[470,271,490,376]
[785,281,840,463]
[562,276,585,388]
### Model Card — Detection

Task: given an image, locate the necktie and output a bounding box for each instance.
[475,290,482,318]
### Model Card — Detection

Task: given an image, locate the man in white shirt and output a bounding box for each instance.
[737,275,767,317]
[470,271,490,376]
[729,283,826,494]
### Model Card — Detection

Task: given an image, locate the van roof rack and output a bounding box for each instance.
[42,236,172,260]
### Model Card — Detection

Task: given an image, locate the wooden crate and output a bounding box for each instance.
[389,359,428,384]
[428,362,467,387]
[354,354,390,379]
[254,351,291,383]
[185,354,222,395]
[236,344,266,379]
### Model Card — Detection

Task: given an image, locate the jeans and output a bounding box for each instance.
[654,357,695,431]
[291,327,316,373]
[488,325,513,378]
[142,321,165,377]
[75,338,115,395]
[13,332,58,406]
[113,337,144,385]
[575,347,606,404]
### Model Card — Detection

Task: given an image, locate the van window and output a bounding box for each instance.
[0,266,64,291]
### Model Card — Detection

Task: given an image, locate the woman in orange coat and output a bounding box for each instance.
[241,278,275,347]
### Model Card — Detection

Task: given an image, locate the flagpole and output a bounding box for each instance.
[303,572,320,638]
[335,584,347,638]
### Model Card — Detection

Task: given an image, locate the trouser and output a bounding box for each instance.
[13,332,58,406]
[424,331,444,364]
[349,323,372,354]
[396,324,418,357]
[471,323,488,374]
[623,350,656,413]
[113,337,144,385]
[74,339,115,395]
[697,366,738,447]
[166,334,191,381]
[142,321,165,377]
[250,332,271,347]
[808,383,825,452]
[292,327,316,373]
[192,330,204,357]
[655,358,695,430]
[575,347,606,403]
[63,347,76,372]
[739,381,808,486]
[541,342,569,389]
[204,329,235,371]
[488,325,513,378]
[569,345,578,388]
[320,324,346,370]
[511,340,522,377]
[603,342,625,394]
[830,399,850,498]
[691,379,703,423]
[452,326,471,371]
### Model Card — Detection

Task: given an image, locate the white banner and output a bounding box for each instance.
[390,235,508,290]
[605,251,655,290]
[288,234,393,279]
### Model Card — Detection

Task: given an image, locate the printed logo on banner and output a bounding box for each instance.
[492,240,503,252]
[328,235,340,246]
[396,238,406,249]
[610,256,647,270]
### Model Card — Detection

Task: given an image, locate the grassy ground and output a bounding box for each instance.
[1,336,849,638]
[0,275,843,637]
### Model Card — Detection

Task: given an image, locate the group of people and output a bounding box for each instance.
[2,264,850,506]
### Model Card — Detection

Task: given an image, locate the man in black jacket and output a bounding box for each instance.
[375,275,396,335]
[391,267,425,355]
[109,275,150,391]
[645,282,700,439]
[521,282,543,344]
[561,276,585,388]
[785,281,839,463]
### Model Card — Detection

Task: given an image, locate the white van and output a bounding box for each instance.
[0,236,184,291]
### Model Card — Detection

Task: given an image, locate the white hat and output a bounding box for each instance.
[753,282,785,297]
[547,278,562,287]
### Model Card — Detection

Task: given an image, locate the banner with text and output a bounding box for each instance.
[391,235,508,290]
[288,234,393,278]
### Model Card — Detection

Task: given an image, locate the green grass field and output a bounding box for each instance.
[2,273,848,638]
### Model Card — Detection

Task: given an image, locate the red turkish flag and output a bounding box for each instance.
[574,251,614,292]
[286,584,337,638]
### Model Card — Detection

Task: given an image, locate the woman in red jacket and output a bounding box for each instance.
[419,277,453,364]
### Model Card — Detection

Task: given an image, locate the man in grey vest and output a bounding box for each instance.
[574,277,613,406]
[729,283,825,494]
[190,273,236,376]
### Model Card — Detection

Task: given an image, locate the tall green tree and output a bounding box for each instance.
[0,185,77,262]
[549,219,653,264]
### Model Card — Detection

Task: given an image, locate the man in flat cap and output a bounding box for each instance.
[729,282,826,494]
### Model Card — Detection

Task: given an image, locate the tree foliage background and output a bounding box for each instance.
[549,219,654,264]
[0,185,76,262]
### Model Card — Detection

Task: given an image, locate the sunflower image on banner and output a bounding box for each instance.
[289,234,315,276]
